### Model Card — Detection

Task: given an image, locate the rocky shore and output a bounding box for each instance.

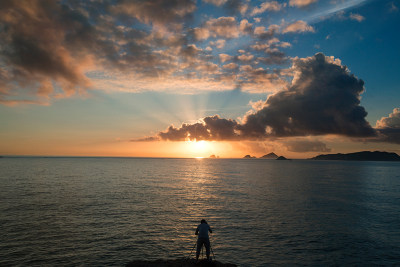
[126,258,237,267]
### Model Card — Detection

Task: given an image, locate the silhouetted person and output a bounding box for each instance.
[195,219,212,261]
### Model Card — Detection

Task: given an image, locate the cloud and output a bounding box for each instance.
[251,1,283,16]
[253,26,275,39]
[237,65,288,92]
[282,20,315,33]
[375,108,400,144]
[349,13,365,22]
[251,39,291,65]
[0,0,93,103]
[239,19,254,35]
[0,0,228,103]
[219,54,233,62]
[193,17,240,40]
[334,11,365,22]
[210,39,226,49]
[289,0,318,8]
[0,0,375,106]
[224,0,249,15]
[111,0,196,26]
[238,54,255,61]
[223,63,239,69]
[203,0,228,6]
[239,53,375,138]
[148,53,376,141]
[283,139,331,152]
[158,115,240,141]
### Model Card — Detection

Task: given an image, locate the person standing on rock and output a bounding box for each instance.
[195,219,213,261]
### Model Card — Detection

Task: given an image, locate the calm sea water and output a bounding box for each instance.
[1,157,399,266]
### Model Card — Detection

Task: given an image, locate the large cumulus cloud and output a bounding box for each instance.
[149,53,376,141]
[239,53,376,138]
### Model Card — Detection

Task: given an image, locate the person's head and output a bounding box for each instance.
[201,219,207,224]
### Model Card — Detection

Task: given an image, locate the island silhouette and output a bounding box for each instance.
[241,151,400,161]
[311,151,400,161]
[260,152,278,159]
[243,152,287,160]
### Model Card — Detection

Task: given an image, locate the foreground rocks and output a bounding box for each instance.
[126,258,237,267]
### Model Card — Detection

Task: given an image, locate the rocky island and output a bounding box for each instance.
[260,152,278,159]
[311,151,400,161]
[276,156,289,160]
[242,152,290,160]
[243,154,256,159]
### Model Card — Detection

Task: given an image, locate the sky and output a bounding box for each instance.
[0,0,400,158]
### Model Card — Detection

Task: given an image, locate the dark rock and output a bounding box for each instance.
[126,258,237,267]
[260,152,278,159]
[311,151,400,161]
[243,155,256,159]
[276,156,288,160]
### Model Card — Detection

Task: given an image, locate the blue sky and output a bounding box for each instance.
[0,0,399,157]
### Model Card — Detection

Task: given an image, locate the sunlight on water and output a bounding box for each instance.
[0,158,400,266]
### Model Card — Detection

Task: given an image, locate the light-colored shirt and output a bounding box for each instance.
[196,223,212,239]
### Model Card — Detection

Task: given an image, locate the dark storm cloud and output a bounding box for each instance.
[151,53,376,141]
[239,53,376,138]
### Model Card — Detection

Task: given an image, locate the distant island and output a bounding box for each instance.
[209,155,220,158]
[126,258,237,267]
[243,154,257,159]
[311,151,400,161]
[243,152,290,160]
[276,156,289,160]
[243,152,291,160]
[260,152,278,159]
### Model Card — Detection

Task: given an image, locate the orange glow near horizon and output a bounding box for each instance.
[185,140,211,158]
[2,135,382,159]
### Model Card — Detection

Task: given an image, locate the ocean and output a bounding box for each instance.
[1,157,399,266]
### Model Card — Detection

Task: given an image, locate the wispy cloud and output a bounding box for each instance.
[305,0,369,23]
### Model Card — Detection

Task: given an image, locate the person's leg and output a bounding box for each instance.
[205,239,210,260]
[196,239,202,260]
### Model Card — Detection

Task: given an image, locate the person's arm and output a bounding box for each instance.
[195,226,199,235]
[209,226,212,234]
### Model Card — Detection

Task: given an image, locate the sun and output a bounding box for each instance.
[185,140,212,158]
[193,140,207,151]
